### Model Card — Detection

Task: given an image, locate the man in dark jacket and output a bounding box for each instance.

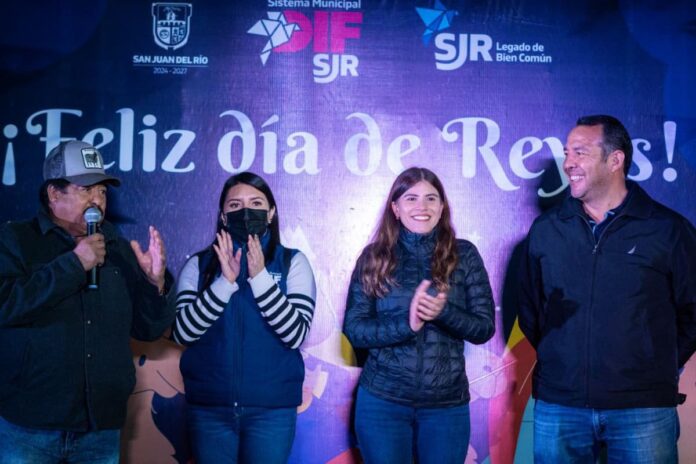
[519,115,696,463]
[0,141,175,462]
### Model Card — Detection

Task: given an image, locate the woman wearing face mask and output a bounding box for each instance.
[343,167,495,464]
[171,172,316,463]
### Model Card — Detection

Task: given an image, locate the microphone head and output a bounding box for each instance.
[83,206,103,224]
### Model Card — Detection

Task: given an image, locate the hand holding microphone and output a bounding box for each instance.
[74,207,105,289]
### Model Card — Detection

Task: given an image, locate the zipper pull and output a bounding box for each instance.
[592,244,598,255]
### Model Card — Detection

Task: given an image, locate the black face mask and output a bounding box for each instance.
[224,208,269,244]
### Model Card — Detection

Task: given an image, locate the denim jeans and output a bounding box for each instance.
[354,386,470,464]
[534,399,678,464]
[187,403,296,464]
[0,415,119,464]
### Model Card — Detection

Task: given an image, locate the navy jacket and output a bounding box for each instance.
[179,244,306,408]
[518,182,696,408]
[343,228,495,407]
[0,209,175,430]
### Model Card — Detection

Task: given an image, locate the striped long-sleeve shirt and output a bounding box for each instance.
[172,251,316,349]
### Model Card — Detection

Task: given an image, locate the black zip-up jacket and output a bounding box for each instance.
[0,209,175,431]
[518,182,696,409]
[343,228,495,407]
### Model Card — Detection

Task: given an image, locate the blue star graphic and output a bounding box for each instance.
[416,0,459,45]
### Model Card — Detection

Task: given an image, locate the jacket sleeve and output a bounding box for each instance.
[342,258,415,349]
[433,241,495,344]
[517,226,543,349]
[0,223,86,327]
[121,237,177,341]
[674,218,696,368]
[171,254,239,346]
[248,251,316,349]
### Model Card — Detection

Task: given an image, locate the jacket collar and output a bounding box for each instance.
[231,228,272,253]
[398,226,437,253]
[37,205,118,242]
[558,180,653,220]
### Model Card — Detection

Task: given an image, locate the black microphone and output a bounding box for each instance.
[84,207,103,290]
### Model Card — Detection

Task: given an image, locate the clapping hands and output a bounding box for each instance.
[213,231,266,282]
[246,234,265,278]
[213,230,242,283]
[408,280,447,332]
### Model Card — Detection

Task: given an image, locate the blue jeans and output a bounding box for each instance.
[534,399,678,464]
[355,387,470,464]
[187,403,296,464]
[0,415,119,463]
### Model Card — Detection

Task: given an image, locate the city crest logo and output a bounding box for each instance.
[152,3,193,51]
[133,2,208,74]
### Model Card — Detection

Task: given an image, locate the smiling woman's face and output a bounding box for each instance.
[391,180,443,234]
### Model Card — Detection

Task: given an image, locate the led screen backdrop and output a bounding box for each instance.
[2,1,695,462]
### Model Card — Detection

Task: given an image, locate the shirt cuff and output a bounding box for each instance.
[210,275,239,300]
[247,268,275,297]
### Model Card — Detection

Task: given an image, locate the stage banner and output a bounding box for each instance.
[1,1,695,463]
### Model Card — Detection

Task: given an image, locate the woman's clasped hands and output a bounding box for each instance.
[408,279,447,332]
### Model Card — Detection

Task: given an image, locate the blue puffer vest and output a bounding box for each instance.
[180,240,304,408]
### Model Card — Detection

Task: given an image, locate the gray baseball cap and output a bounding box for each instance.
[43,141,121,187]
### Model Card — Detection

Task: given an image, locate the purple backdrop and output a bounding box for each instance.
[2,1,695,463]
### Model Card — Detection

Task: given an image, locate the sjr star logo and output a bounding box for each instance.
[415,0,493,70]
[247,10,363,84]
[415,0,552,69]
[416,0,458,44]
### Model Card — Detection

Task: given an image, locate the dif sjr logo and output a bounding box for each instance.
[248,11,363,84]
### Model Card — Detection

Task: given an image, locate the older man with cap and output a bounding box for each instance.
[0,141,175,463]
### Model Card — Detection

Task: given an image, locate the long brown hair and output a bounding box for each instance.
[358,167,458,297]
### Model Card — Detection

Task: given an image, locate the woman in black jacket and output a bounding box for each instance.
[343,167,495,464]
